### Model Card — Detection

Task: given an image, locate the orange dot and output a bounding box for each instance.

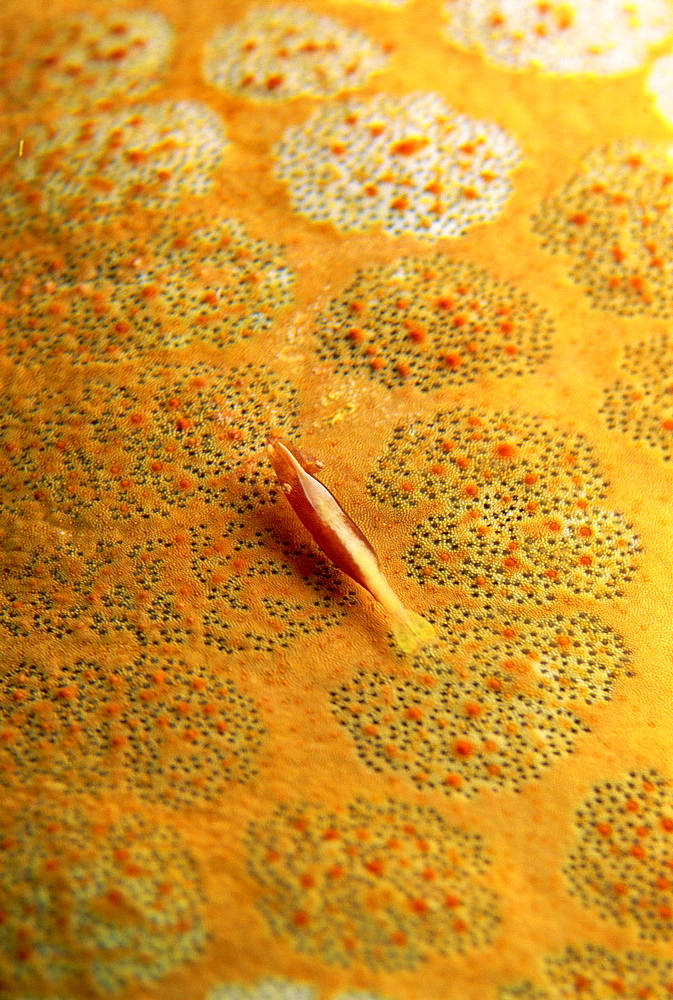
[409,897,429,915]
[454,739,473,758]
[292,910,310,927]
[391,138,430,156]
[391,196,409,211]
[405,320,427,343]
[366,859,385,875]
[495,442,516,459]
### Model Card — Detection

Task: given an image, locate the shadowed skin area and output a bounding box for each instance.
[0,0,672,998]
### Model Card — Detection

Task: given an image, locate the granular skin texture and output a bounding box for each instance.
[0,216,295,361]
[443,0,673,75]
[0,0,671,997]
[533,144,673,317]
[0,803,206,993]
[274,92,520,240]
[566,771,673,940]
[203,5,389,100]
[501,944,673,998]
[368,408,640,605]
[315,255,553,390]
[331,607,632,796]
[2,101,228,231]
[190,517,356,654]
[0,11,174,112]
[248,798,500,970]
[600,333,673,462]
[0,360,300,522]
[0,655,265,807]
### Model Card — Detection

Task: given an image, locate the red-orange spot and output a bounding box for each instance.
[405,320,427,343]
[410,897,429,915]
[391,196,409,211]
[391,137,430,156]
[444,352,462,370]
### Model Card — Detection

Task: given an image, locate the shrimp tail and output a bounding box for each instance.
[390,607,437,655]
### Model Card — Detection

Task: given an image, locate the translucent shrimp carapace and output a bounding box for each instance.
[267,437,435,654]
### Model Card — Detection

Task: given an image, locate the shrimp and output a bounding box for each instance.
[267,437,436,654]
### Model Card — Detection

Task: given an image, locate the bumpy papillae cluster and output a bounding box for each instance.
[443,0,673,74]
[0,10,174,112]
[3,101,227,231]
[274,92,520,240]
[0,361,299,522]
[0,217,295,361]
[367,409,640,604]
[208,980,390,1000]
[0,526,182,646]
[600,333,673,462]
[0,502,356,662]
[203,5,388,100]
[248,799,499,970]
[501,943,673,999]
[191,517,356,654]
[0,804,206,993]
[566,770,673,939]
[208,980,317,1000]
[0,656,265,807]
[533,144,673,317]
[316,254,553,390]
[331,607,632,796]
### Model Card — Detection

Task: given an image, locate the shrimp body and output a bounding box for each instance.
[268,438,435,654]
